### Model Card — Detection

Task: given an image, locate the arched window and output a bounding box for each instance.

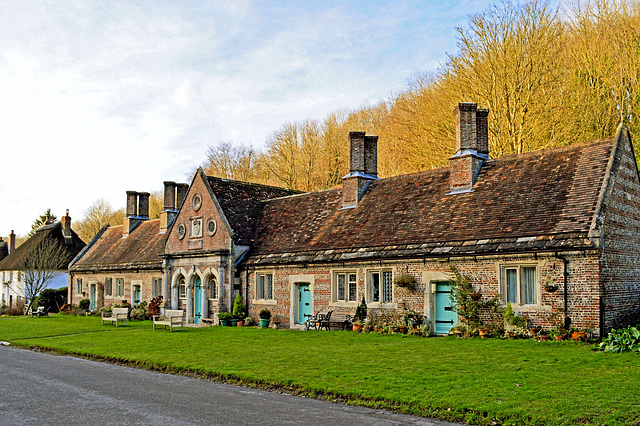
[178,276,186,299]
[208,275,218,300]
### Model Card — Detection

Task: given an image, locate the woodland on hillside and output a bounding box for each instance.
[202,0,640,192]
[67,0,640,244]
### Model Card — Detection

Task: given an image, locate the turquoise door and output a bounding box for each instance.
[434,282,457,334]
[194,277,202,324]
[297,283,311,324]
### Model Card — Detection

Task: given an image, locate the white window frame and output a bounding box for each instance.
[178,277,187,299]
[104,277,113,297]
[152,277,162,298]
[207,275,218,300]
[499,263,540,306]
[115,278,125,297]
[366,269,394,306]
[331,270,358,306]
[255,271,276,304]
[76,278,82,295]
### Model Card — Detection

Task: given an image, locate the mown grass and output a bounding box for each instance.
[1,315,639,425]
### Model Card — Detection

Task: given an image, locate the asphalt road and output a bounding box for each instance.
[0,346,463,426]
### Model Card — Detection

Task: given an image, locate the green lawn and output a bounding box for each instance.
[1,315,639,425]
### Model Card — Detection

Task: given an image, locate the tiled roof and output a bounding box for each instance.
[246,138,614,264]
[206,176,299,246]
[70,219,165,272]
[0,222,85,271]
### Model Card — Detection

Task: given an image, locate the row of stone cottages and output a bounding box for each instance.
[67,103,640,337]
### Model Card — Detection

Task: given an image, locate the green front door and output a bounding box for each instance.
[194,277,202,324]
[297,283,311,324]
[435,282,457,334]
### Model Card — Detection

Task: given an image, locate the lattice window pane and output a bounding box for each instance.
[348,273,357,301]
[372,273,380,302]
[266,274,273,300]
[382,271,393,303]
[337,273,345,301]
[259,275,265,299]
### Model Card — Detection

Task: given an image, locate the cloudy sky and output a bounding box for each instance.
[1,0,505,238]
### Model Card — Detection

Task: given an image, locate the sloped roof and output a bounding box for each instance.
[206,176,299,246]
[70,219,165,272]
[245,138,615,265]
[0,222,85,271]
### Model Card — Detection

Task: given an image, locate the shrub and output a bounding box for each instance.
[218,312,234,321]
[354,297,367,321]
[147,296,163,318]
[232,293,246,320]
[7,299,25,316]
[78,299,90,311]
[595,326,640,353]
[259,308,271,320]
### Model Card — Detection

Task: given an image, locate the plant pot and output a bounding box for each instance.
[544,285,558,293]
[259,318,270,328]
[529,327,542,335]
[554,335,564,341]
[219,319,229,326]
[352,323,363,332]
[478,328,487,338]
[230,319,238,327]
[237,320,244,327]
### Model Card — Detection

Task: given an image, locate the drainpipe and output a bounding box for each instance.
[556,254,571,329]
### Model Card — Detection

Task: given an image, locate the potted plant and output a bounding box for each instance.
[353,297,368,331]
[543,277,558,293]
[393,273,418,291]
[259,308,271,328]
[217,311,233,326]
[232,293,247,327]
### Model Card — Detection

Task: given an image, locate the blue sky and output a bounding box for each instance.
[0,0,508,237]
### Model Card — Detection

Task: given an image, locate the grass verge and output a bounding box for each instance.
[1,315,639,425]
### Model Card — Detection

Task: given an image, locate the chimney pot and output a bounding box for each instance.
[176,183,189,209]
[476,109,489,155]
[9,230,15,254]
[343,131,379,209]
[61,210,72,239]
[126,191,138,217]
[138,192,150,219]
[163,181,177,210]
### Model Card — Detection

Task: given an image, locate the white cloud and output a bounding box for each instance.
[0,0,504,237]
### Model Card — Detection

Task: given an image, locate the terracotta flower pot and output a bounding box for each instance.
[352,323,363,332]
[237,320,244,327]
[478,328,487,338]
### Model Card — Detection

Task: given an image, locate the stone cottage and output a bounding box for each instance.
[69,103,640,337]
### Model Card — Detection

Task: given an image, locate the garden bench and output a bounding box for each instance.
[153,309,184,332]
[320,313,354,331]
[303,311,325,330]
[30,307,48,317]
[101,307,129,327]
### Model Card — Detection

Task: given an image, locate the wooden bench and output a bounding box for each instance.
[153,309,184,332]
[101,307,129,327]
[306,311,353,331]
[30,307,48,317]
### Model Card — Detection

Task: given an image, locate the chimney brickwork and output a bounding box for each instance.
[342,131,379,209]
[138,192,150,218]
[123,190,151,237]
[126,191,138,217]
[61,209,73,245]
[9,230,15,254]
[160,181,184,233]
[449,102,490,194]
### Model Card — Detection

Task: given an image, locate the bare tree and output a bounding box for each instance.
[18,237,69,312]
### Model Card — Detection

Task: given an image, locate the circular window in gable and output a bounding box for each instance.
[206,218,217,236]
[177,222,186,240]
[192,193,202,211]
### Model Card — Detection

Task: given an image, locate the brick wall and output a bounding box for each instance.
[242,251,601,333]
[599,128,640,332]
[68,270,163,309]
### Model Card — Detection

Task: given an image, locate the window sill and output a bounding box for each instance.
[254,299,277,306]
[506,304,550,313]
[329,301,358,308]
[368,302,397,309]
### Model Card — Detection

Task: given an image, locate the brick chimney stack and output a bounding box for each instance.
[160,181,184,233]
[61,209,73,245]
[123,191,150,237]
[342,131,379,209]
[9,230,15,254]
[449,103,490,194]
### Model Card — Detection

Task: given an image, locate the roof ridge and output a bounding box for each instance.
[206,175,301,194]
